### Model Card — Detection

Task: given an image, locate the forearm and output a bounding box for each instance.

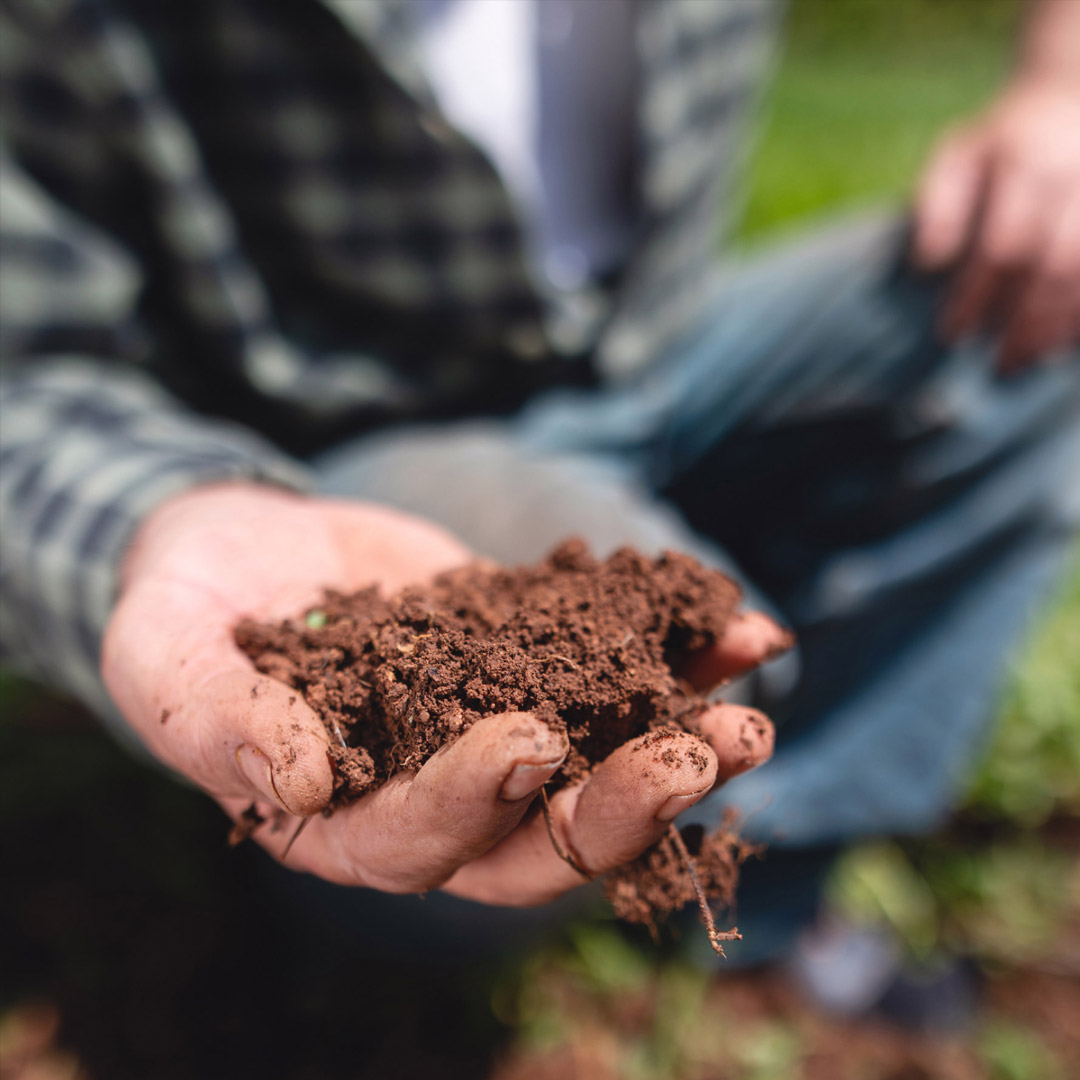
[1018,0,1080,85]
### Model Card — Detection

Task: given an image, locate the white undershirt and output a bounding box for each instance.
[416,0,639,291]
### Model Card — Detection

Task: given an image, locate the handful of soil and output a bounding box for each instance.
[235,540,775,951]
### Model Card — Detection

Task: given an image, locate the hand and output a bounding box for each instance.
[913,74,1080,372]
[102,483,786,905]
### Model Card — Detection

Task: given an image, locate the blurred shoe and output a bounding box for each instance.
[785,916,979,1034]
[785,916,900,1014]
[872,954,979,1034]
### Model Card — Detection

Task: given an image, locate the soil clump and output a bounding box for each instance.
[235,539,772,943]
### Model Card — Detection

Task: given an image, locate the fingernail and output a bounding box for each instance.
[656,788,710,823]
[500,758,565,802]
[236,744,290,812]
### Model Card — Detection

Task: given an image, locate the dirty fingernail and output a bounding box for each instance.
[656,788,709,823]
[500,758,565,802]
[236,744,290,812]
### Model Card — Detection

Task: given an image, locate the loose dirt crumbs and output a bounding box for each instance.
[235,540,776,943]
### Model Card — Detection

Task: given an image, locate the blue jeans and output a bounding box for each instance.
[315,211,1080,963]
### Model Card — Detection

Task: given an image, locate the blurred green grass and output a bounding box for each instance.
[740,0,1016,239]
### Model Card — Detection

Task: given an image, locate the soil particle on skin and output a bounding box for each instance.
[227,803,266,847]
[234,539,774,934]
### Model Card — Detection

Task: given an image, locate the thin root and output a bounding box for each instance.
[539,787,591,878]
[281,815,313,859]
[668,824,741,957]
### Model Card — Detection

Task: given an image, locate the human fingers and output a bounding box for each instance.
[102,579,336,815]
[693,702,775,781]
[680,610,794,691]
[912,128,986,270]
[441,730,717,906]
[943,165,1047,342]
[265,712,568,891]
[999,190,1080,372]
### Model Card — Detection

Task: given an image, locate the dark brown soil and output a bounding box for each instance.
[234,539,767,936]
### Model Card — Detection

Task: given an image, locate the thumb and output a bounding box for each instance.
[178,669,332,812]
[187,668,334,815]
[103,579,333,816]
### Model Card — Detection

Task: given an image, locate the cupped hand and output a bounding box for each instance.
[103,483,786,905]
[913,73,1080,372]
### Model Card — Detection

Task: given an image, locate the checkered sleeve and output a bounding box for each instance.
[0,151,311,725]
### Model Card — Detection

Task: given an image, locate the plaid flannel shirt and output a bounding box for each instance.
[0,0,780,714]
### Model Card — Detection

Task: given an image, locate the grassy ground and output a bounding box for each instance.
[2,2,1078,1078]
